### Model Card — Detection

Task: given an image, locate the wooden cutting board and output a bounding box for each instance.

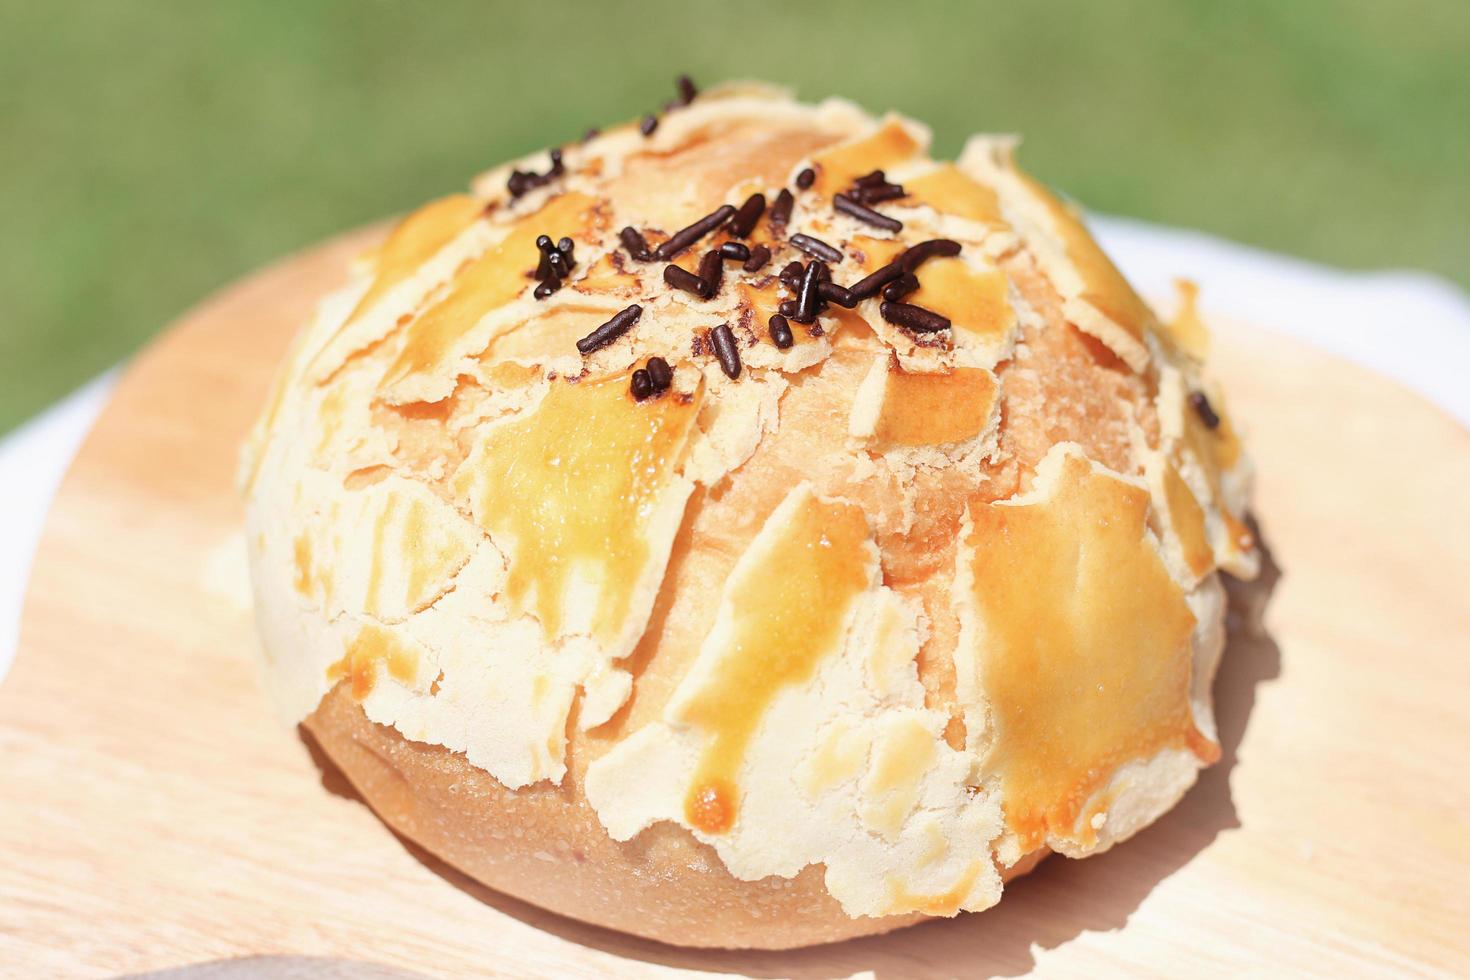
[2,225,1467,979]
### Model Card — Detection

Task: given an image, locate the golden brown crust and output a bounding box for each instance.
[246,83,1255,948]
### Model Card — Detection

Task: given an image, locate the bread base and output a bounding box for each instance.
[304,686,1047,950]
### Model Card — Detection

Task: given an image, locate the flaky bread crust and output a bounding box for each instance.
[246,82,1256,948]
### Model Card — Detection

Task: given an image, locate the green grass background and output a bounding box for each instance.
[3,0,1467,434]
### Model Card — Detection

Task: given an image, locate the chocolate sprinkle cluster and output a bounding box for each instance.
[847,169,906,204]
[630,356,674,401]
[567,76,974,386]
[865,239,962,333]
[774,257,844,325]
[533,235,576,299]
[834,169,906,232]
[771,236,962,336]
[507,148,565,199]
[628,194,777,308]
[640,75,700,139]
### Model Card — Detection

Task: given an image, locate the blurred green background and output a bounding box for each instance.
[3,0,1467,434]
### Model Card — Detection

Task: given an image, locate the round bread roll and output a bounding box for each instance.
[242,80,1258,949]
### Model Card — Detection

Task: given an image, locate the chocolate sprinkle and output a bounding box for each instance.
[619,226,653,261]
[779,261,805,289]
[640,114,659,136]
[508,148,565,199]
[880,301,950,334]
[1189,391,1221,429]
[900,238,962,271]
[796,261,826,322]
[656,204,736,259]
[719,241,751,262]
[697,249,724,295]
[767,313,794,349]
[852,182,906,205]
[795,167,815,190]
[647,356,673,392]
[790,233,843,264]
[533,233,575,297]
[727,193,766,238]
[854,169,887,188]
[576,304,642,354]
[664,263,714,300]
[769,188,794,227]
[835,192,902,232]
[882,273,919,302]
[817,281,858,308]
[675,74,698,106]
[710,323,741,378]
[536,233,562,269]
[630,369,655,401]
[742,244,771,272]
[847,261,906,300]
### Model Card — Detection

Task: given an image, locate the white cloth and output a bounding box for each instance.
[1,219,1467,682]
[1,370,118,678]
[1094,217,1470,425]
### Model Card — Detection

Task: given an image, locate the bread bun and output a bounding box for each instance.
[243,81,1258,949]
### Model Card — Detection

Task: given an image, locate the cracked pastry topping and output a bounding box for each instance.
[242,80,1257,920]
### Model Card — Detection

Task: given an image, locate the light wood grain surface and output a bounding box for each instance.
[2,227,1468,979]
